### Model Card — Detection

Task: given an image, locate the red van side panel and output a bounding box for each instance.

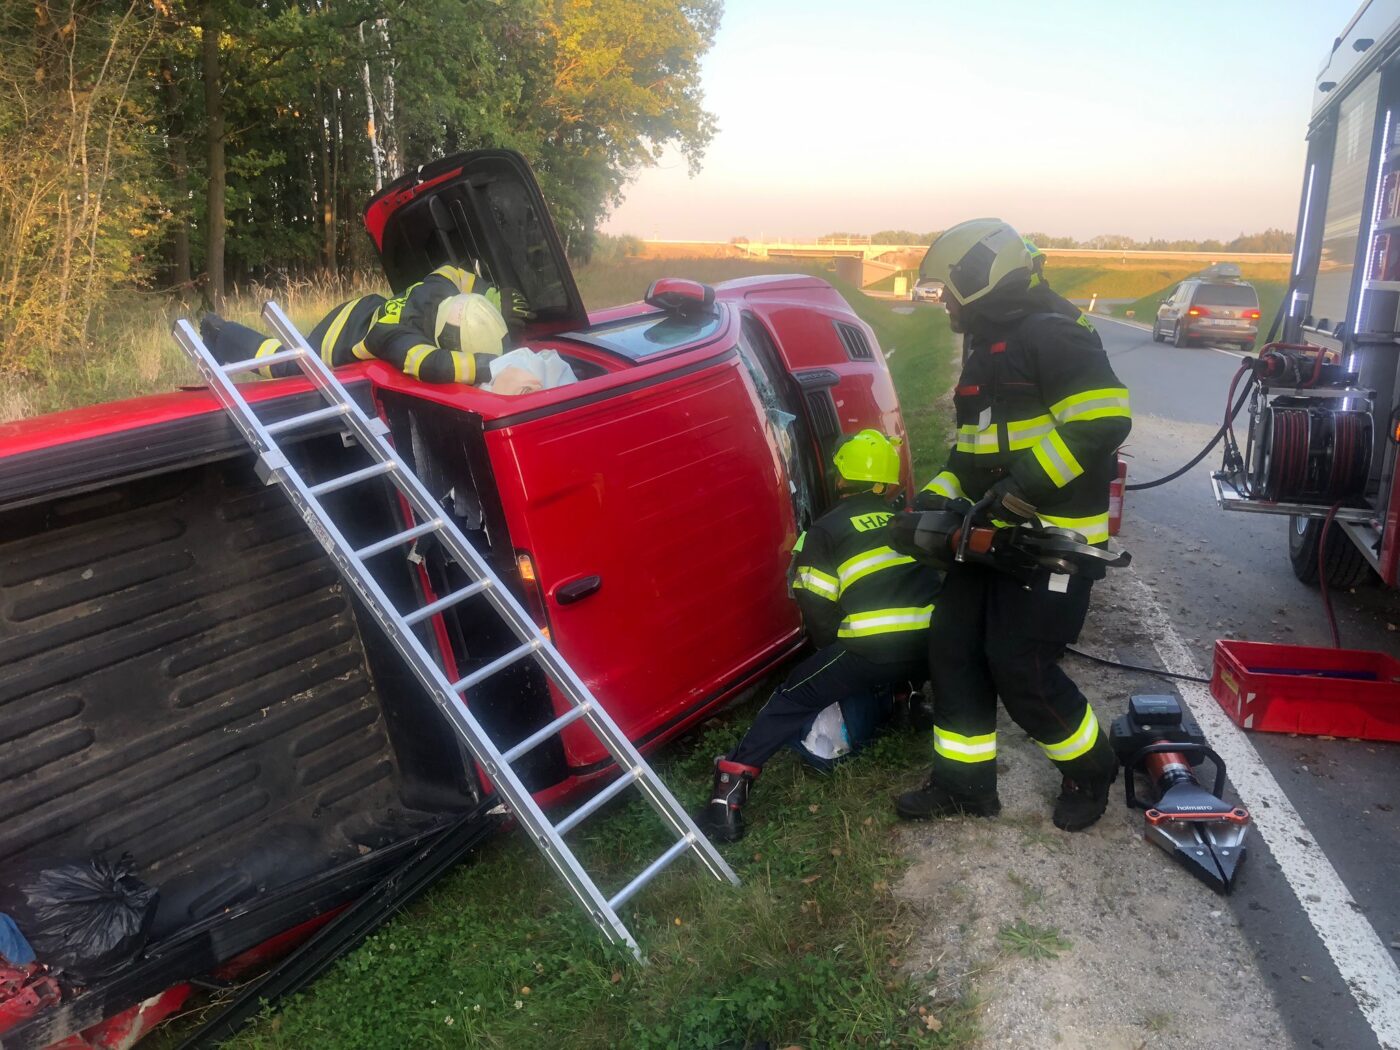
[485,353,803,768]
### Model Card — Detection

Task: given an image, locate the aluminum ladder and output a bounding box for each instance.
[171,302,739,960]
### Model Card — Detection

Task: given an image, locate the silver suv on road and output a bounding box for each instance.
[1153,273,1261,350]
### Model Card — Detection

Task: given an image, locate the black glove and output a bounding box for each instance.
[913,490,970,514]
[984,476,1037,526]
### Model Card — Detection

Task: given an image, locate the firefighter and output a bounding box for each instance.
[200,264,533,385]
[894,218,1131,832]
[697,430,939,843]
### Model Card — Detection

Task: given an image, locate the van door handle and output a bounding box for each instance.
[554,575,602,605]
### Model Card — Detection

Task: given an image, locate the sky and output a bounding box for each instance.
[603,0,1363,242]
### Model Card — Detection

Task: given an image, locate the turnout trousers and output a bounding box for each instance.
[729,643,926,769]
[926,562,1117,798]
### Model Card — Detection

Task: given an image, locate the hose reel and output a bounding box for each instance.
[1249,401,1371,502]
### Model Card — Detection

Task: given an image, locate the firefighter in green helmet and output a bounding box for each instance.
[696,430,940,843]
[894,218,1131,832]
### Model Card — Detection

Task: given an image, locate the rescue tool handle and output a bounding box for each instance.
[957,493,996,562]
[1123,742,1226,809]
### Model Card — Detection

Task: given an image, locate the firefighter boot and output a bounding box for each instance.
[1052,769,1117,832]
[894,773,1001,820]
[696,758,759,844]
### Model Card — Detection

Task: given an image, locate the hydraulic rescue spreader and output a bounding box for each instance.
[1110,695,1251,894]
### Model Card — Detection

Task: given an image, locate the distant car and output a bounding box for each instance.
[1153,275,1261,350]
[911,278,943,303]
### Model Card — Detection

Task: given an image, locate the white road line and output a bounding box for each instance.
[1118,568,1400,1050]
[1091,313,1251,359]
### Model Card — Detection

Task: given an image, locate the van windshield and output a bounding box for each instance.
[1193,284,1258,307]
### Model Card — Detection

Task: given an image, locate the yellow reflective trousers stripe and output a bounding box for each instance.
[1036,705,1101,762]
[253,338,281,379]
[955,424,1000,454]
[933,727,997,764]
[319,300,358,364]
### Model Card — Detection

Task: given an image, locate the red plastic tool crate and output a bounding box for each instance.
[1211,639,1400,742]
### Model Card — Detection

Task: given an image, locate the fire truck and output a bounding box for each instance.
[1213,0,1400,591]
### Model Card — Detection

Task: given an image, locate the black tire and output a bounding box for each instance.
[1151,322,1165,343]
[1173,322,1190,348]
[1287,515,1374,587]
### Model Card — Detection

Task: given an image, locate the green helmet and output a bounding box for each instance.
[833,429,903,486]
[920,219,1032,306]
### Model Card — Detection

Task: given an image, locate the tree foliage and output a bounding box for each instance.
[0,0,721,373]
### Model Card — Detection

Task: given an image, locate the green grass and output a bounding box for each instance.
[995,921,1071,961]
[206,729,977,1050]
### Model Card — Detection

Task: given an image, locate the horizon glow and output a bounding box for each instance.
[604,0,1361,242]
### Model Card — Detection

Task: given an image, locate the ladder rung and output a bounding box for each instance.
[403,580,492,627]
[450,639,541,693]
[309,461,395,496]
[608,835,694,912]
[264,403,348,436]
[221,348,304,374]
[554,767,641,836]
[502,702,593,764]
[354,519,441,560]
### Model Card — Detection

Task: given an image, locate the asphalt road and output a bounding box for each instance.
[1092,313,1400,1050]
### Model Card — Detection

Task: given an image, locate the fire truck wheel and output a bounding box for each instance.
[1287,514,1374,587]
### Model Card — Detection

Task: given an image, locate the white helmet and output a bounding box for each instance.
[921,219,1032,306]
[435,293,507,355]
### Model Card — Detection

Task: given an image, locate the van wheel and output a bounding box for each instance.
[1151,323,1165,343]
[1287,514,1374,587]
[1173,323,1190,348]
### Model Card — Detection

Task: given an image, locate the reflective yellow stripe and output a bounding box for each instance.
[955,424,1000,454]
[319,300,358,364]
[1038,511,1110,545]
[1050,387,1131,424]
[402,343,435,379]
[451,351,475,384]
[1037,705,1101,762]
[933,727,997,764]
[837,605,933,638]
[1005,413,1055,450]
[1031,429,1083,488]
[922,470,965,500]
[836,546,915,591]
[253,338,281,379]
[433,264,470,290]
[793,567,839,601]
[350,340,373,361]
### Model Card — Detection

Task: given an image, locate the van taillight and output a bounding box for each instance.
[1188,306,1209,317]
[515,552,550,639]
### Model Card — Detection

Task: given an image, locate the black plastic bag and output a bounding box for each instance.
[8,855,158,981]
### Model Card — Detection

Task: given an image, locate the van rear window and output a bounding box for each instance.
[564,312,725,361]
[1193,284,1258,307]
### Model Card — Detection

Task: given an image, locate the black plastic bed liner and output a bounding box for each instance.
[0,453,470,941]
